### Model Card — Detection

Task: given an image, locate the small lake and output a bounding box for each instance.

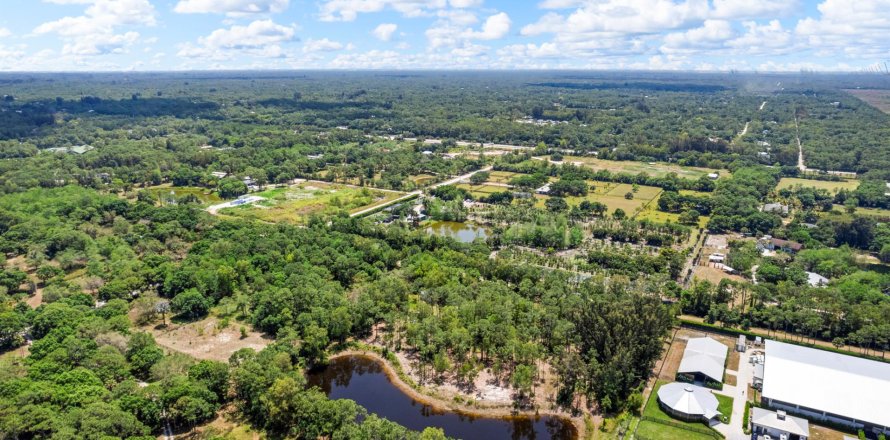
[425,221,489,243]
[306,355,577,440]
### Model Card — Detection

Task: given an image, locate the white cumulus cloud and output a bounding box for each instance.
[372,23,398,41]
[174,0,290,16]
[178,19,297,59]
[33,0,155,56]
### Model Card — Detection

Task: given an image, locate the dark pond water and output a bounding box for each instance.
[424,221,489,243]
[306,355,577,440]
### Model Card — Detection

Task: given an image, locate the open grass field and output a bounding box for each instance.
[221,182,405,223]
[141,185,222,206]
[845,89,890,114]
[486,170,521,183]
[554,156,728,180]
[456,183,508,198]
[637,191,709,228]
[635,420,716,440]
[822,204,890,221]
[776,177,860,193]
[679,190,712,198]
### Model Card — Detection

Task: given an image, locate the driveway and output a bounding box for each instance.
[713,347,756,440]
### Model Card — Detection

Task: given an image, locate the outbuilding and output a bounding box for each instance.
[677,337,728,387]
[751,408,809,440]
[657,382,721,424]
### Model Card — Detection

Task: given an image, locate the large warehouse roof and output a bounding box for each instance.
[678,337,727,383]
[762,340,890,429]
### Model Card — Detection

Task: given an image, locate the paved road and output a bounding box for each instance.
[711,347,755,440]
[349,166,493,218]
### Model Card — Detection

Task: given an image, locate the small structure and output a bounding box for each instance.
[708,172,720,180]
[211,171,227,179]
[713,263,736,274]
[536,184,551,195]
[677,337,728,387]
[763,203,789,215]
[753,363,765,390]
[708,253,725,263]
[657,382,721,423]
[736,335,746,352]
[762,237,803,253]
[806,272,829,287]
[751,408,809,440]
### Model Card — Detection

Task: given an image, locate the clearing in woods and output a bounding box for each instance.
[145,316,271,362]
[776,177,860,193]
[548,156,728,180]
[220,181,406,223]
[845,89,890,114]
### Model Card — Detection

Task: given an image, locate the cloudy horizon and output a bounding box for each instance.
[0,0,888,72]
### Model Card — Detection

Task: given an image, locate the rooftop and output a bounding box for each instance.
[678,337,728,383]
[657,382,720,419]
[751,407,809,437]
[762,340,890,429]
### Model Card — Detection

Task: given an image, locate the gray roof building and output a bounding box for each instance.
[751,408,809,439]
[678,337,728,384]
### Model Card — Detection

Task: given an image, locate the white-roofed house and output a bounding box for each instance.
[657,382,722,424]
[751,408,809,440]
[762,340,890,436]
[677,337,728,389]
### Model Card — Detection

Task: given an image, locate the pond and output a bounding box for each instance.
[424,221,489,243]
[306,355,577,440]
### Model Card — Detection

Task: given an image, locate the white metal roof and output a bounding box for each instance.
[751,407,809,437]
[678,337,728,383]
[657,382,720,419]
[762,340,890,428]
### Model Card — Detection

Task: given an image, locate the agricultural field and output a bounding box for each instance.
[845,88,890,114]
[220,182,405,223]
[776,177,860,193]
[139,185,222,206]
[551,156,728,180]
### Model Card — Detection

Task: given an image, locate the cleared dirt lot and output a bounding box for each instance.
[144,317,271,362]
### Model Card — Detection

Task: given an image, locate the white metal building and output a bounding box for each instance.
[751,408,809,440]
[762,340,890,435]
[677,337,728,385]
[657,382,721,423]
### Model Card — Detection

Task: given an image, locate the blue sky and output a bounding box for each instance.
[0,0,887,71]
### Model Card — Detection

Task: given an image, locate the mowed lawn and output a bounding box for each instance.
[553,156,728,180]
[221,182,405,223]
[776,177,859,193]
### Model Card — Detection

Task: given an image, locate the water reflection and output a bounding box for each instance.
[424,221,489,243]
[306,355,577,440]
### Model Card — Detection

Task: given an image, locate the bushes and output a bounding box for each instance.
[171,289,210,319]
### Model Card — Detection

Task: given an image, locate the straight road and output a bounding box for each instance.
[349,166,493,217]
